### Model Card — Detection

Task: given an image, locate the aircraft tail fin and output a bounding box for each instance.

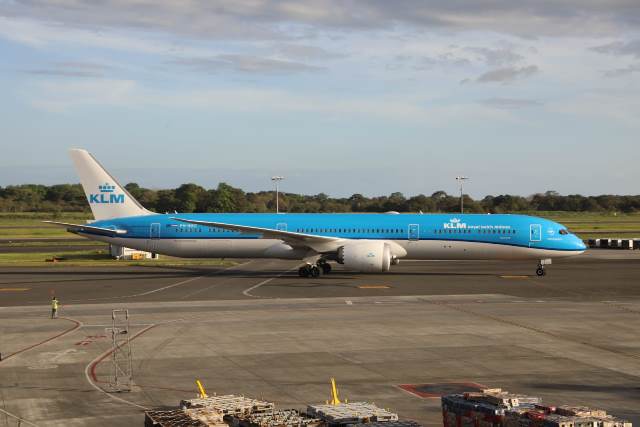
[69,149,152,220]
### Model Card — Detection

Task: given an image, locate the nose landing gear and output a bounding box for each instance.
[535,259,552,277]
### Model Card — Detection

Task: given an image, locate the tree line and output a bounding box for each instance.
[1,183,639,214]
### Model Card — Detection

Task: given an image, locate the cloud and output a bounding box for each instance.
[25,77,514,127]
[592,40,640,58]
[390,43,530,73]
[547,89,640,125]
[480,98,542,109]
[22,61,110,78]
[464,46,524,67]
[473,65,539,84]
[603,63,640,77]
[29,79,136,112]
[413,52,472,70]
[275,44,345,60]
[2,0,639,40]
[24,69,102,77]
[168,55,323,74]
[0,16,214,55]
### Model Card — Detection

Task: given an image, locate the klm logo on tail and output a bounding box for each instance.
[89,183,124,204]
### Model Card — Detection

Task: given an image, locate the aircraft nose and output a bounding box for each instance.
[575,237,587,251]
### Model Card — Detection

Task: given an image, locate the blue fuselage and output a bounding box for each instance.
[89,213,586,254]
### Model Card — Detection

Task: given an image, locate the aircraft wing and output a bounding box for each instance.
[43,221,128,237]
[170,218,344,252]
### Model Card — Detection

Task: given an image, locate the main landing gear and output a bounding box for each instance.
[535,259,552,277]
[298,260,332,278]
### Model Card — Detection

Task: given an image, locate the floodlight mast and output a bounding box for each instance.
[271,176,284,213]
[455,176,469,213]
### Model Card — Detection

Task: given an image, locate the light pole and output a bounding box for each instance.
[271,176,284,213]
[455,176,469,213]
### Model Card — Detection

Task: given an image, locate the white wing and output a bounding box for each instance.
[170,218,345,252]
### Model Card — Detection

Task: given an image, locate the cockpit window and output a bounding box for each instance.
[559,229,569,235]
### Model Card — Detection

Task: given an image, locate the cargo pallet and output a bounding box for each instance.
[234,409,323,427]
[442,388,632,427]
[307,402,399,426]
[180,395,275,417]
[145,408,225,427]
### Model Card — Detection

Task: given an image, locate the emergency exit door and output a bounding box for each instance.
[530,224,542,242]
[408,224,420,241]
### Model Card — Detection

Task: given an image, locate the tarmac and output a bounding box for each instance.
[1,250,640,426]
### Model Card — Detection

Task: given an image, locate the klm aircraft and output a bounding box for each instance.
[45,149,586,277]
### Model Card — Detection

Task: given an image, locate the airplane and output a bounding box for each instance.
[44,149,586,277]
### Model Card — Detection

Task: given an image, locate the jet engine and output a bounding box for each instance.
[337,241,393,273]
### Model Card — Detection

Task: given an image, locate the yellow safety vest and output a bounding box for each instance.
[52,300,58,310]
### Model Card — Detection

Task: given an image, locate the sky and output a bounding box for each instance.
[1,0,639,198]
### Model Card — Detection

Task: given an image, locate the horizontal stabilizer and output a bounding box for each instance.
[43,221,127,236]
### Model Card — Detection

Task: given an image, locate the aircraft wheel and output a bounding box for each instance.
[321,263,332,274]
[309,265,321,278]
[536,267,545,277]
[299,266,310,278]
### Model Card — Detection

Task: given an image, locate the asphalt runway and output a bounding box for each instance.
[0,251,639,306]
[1,251,640,426]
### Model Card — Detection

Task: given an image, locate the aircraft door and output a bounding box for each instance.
[149,223,160,253]
[276,223,287,232]
[150,223,160,239]
[408,224,420,241]
[530,224,542,243]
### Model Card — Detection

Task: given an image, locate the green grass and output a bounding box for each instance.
[3,240,105,247]
[0,249,236,267]
[0,212,91,239]
[0,212,92,226]
[0,227,84,238]
[529,212,640,238]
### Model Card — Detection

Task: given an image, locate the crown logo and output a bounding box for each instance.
[450,218,461,223]
[98,183,116,193]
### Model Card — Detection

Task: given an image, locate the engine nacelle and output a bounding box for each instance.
[337,241,392,273]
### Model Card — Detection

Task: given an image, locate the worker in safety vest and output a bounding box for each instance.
[51,296,59,319]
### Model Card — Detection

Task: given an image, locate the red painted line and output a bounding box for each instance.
[1,317,81,363]
[88,324,157,384]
